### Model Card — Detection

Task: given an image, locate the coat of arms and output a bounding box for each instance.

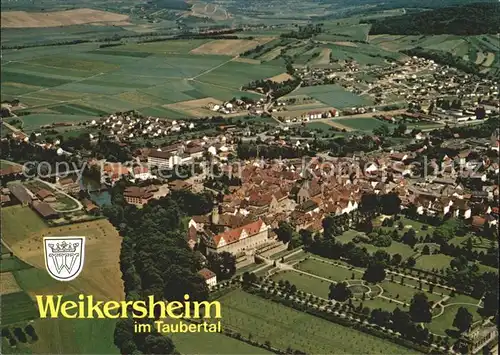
[43,237,85,281]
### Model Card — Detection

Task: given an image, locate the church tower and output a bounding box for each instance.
[211,205,219,226]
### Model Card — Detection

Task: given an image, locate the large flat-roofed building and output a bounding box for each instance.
[8,184,33,206]
[148,150,193,169]
[148,150,171,168]
[123,186,154,206]
[202,218,269,255]
[32,201,58,219]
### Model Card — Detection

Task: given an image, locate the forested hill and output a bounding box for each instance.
[366,2,500,35]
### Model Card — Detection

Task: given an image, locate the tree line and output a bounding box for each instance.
[103,186,214,354]
[365,3,500,36]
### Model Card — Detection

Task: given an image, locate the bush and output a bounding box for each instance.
[13,328,27,343]
[372,234,392,247]
[1,327,11,337]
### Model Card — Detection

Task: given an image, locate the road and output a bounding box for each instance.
[2,120,22,133]
[190,56,237,80]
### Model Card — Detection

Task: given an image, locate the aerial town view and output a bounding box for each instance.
[0,0,499,354]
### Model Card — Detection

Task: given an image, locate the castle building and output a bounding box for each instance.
[202,218,270,255]
[457,320,498,354]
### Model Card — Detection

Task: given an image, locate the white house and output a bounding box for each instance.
[133,166,152,181]
[198,268,217,288]
[365,163,378,173]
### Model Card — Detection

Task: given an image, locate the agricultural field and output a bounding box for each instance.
[189,2,230,21]
[165,97,224,117]
[195,60,283,89]
[315,23,371,43]
[338,117,396,131]
[369,34,500,75]
[1,207,123,353]
[1,25,132,47]
[190,38,274,56]
[0,205,48,244]
[2,209,124,301]
[0,254,32,273]
[2,293,119,355]
[1,291,38,325]
[325,42,406,66]
[218,289,415,354]
[0,39,286,130]
[268,73,293,83]
[0,272,22,295]
[1,8,130,28]
[304,121,346,136]
[285,84,372,109]
[13,266,76,297]
[170,324,272,354]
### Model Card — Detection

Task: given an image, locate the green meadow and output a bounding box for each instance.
[339,117,396,130]
[286,84,372,108]
[218,289,415,354]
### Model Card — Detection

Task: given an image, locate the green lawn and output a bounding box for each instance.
[427,304,483,337]
[394,217,435,237]
[358,241,416,260]
[295,258,360,282]
[336,230,359,244]
[449,235,497,252]
[1,291,38,325]
[339,117,396,131]
[336,230,415,260]
[282,250,308,263]
[1,205,48,244]
[415,254,454,272]
[444,294,480,306]
[379,281,416,305]
[380,281,442,305]
[218,289,416,354]
[271,270,331,298]
[356,297,403,312]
